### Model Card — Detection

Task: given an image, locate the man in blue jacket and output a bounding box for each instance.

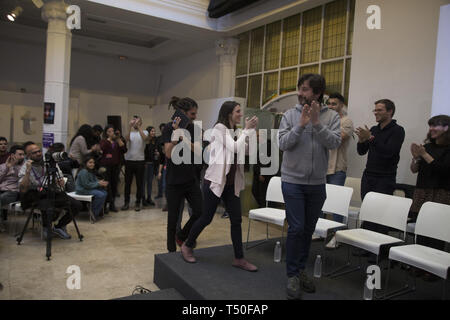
[279,74,341,300]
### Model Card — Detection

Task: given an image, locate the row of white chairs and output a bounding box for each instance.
[246,176,450,299]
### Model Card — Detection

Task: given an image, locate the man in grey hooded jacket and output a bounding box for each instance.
[279,74,341,300]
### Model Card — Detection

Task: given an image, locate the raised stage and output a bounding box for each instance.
[153,239,448,300]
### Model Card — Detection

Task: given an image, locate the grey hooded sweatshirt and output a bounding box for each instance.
[278,103,341,185]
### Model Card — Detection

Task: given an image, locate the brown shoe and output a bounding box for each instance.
[232,258,258,272]
[181,244,196,263]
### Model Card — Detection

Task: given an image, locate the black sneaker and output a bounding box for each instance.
[142,200,150,207]
[299,270,315,293]
[135,203,141,212]
[286,276,301,300]
[221,212,229,219]
[121,203,129,211]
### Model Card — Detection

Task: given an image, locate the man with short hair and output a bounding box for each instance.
[121,116,148,211]
[18,144,82,240]
[0,145,25,232]
[355,99,405,234]
[0,137,9,164]
[279,74,341,300]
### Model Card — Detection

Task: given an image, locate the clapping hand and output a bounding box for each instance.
[99,180,109,188]
[355,125,371,142]
[5,154,17,168]
[411,143,425,158]
[245,116,258,130]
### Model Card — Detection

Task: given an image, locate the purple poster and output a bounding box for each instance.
[42,132,54,148]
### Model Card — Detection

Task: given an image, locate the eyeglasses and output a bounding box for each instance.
[31,149,42,155]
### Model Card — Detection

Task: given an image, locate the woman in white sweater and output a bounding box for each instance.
[181,101,259,272]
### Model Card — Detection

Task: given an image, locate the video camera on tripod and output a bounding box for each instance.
[44,151,69,165]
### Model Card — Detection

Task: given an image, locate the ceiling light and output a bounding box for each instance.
[119,55,128,60]
[7,14,15,22]
[7,6,23,22]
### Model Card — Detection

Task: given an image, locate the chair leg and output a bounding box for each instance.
[382,261,415,300]
[88,202,95,224]
[327,245,360,278]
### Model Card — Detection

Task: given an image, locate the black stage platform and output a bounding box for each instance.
[116,288,185,300]
[154,239,448,300]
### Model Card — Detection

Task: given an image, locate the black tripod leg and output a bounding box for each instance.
[46,209,53,261]
[16,209,34,245]
[69,208,83,241]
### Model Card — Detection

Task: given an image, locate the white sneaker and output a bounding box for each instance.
[326,236,339,249]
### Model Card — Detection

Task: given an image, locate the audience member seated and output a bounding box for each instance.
[0,145,25,232]
[0,137,10,164]
[18,144,82,240]
[75,156,108,220]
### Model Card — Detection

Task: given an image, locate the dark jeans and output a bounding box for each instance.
[105,165,120,206]
[157,168,166,198]
[144,163,155,201]
[166,180,203,252]
[124,160,145,204]
[185,183,244,259]
[0,191,20,220]
[282,182,326,277]
[39,192,82,229]
[361,171,396,234]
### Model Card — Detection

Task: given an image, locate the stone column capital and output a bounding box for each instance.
[41,0,68,22]
[215,38,240,57]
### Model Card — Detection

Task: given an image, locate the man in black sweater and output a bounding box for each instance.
[355,99,405,234]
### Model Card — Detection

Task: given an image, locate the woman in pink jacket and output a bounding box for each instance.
[181,101,259,272]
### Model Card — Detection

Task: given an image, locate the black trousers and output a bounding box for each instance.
[39,192,82,229]
[360,171,396,234]
[124,160,145,204]
[105,164,120,205]
[166,180,203,252]
[185,183,244,259]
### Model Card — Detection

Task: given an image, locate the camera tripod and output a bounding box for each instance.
[16,162,83,260]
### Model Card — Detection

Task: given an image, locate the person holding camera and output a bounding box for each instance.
[100,125,127,212]
[18,144,82,240]
[75,156,108,220]
[122,116,149,212]
[69,124,101,166]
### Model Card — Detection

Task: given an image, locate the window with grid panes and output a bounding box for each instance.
[280,69,297,94]
[265,21,281,71]
[236,33,249,76]
[248,75,262,109]
[235,77,247,98]
[281,15,300,68]
[323,0,347,60]
[300,7,322,64]
[299,65,319,78]
[321,60,344,95]
[249,27,264,73]
[347,0,355,55]
[235,0,355,108]
[263,72,278,105]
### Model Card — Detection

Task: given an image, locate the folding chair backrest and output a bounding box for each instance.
[322,184,353,218]
[265,177,284,204]
[415,202,450,243]
[344,177,362,208]
[359,192,412,232]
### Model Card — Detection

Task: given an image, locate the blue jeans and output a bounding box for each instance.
[282,182,326,277]
[89,189,108,217]
[326,171,347,223]
[144,163,155,201]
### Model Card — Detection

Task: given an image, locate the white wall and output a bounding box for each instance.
[431,4,450,117]
[347,0,449,185]
[157,47,220,104]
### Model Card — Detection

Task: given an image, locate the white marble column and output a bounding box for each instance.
[42,0,72,149]
[215,38,239,98]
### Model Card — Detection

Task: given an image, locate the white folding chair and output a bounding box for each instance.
[384,202,450,300]
[67,192,95,223]
[246,176,285,250]
[329,192,412,287]
[314,184,353,273]
[344,177,362,228]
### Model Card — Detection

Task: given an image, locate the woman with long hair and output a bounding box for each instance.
[410,114,450,261]
[69,124,100,165]
[163,96,204,253]
[75,156,108,221]
[181,101,259,272]
[99,125,127,212]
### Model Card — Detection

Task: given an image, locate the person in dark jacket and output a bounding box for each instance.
[143,126,159,206]
[99,125,127,212]
[356,99,405,234]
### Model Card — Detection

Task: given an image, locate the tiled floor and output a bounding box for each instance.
[0,195,277,300]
